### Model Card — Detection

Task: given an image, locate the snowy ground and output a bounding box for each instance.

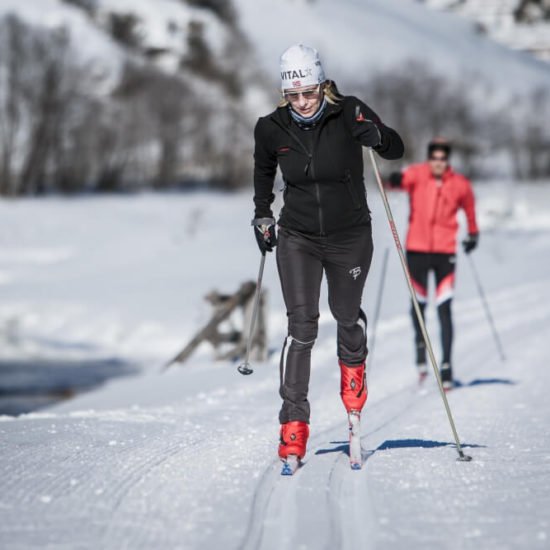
[1,181,550,549]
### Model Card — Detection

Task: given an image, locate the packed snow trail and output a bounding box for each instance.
[1,188,550,549]
[2,278,548,549]
[239,279,550,550]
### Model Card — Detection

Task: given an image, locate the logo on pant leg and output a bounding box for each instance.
[349,267,361,280]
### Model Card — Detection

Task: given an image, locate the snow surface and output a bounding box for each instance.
[1,180,550,548]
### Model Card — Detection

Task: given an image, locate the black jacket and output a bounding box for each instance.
[253,96,404,235]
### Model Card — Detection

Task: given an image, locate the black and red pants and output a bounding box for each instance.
[406,251,456,366]
[276,225,373,424]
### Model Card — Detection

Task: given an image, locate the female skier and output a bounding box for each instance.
[252,44,404,471]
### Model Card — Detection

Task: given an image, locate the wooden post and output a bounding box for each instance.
[163,281,267,369]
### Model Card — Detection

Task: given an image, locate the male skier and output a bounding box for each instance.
[389,138,479,389]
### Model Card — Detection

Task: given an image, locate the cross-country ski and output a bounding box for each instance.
[348,412,362,470]
[281,455,301,476]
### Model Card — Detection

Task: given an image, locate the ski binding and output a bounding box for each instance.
[417,364,428,385]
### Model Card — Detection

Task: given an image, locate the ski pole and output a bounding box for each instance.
[368,246,389,372]
[237,253,266,375]
[367,149,472,462]
[466,253,506,362]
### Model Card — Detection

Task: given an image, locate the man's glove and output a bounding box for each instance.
[252,218,277,254]
[462,233,479,254]
[388,172,403,188]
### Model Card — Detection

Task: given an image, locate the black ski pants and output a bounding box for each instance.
[276,225,373,424]
[407,251,456,366]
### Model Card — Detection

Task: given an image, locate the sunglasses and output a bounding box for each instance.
[283,85,321,102]
[429,155,448,162]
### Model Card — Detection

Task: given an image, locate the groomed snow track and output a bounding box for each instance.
[1,221,550,550]
[238,279,550,550]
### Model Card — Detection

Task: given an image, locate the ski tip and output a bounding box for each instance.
[281,463,294,476]
[281,455,301,476]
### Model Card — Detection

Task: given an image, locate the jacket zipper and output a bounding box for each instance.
[271,112,338,235]
[430,178,443,252]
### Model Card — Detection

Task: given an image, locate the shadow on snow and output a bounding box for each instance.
[315,438,486,458]
[453,378,516,388]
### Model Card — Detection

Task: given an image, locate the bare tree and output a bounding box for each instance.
[0,16,25,195]
[0,5,262,194]
[353,61,520,179]
[0,16,100,195]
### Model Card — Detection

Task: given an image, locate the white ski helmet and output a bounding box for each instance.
[280,44,326,91]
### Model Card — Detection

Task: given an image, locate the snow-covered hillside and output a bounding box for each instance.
[0,0,270,193]
[1,182,550,548]
[424,0,550,62]
[2,0,550,194]
[0,0,237,87]
[232,0,550,96]
[2,0,550,107]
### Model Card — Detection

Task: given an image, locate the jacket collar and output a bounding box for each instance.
[423,162,455,182]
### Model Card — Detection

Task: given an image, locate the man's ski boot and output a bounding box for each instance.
[440,362,453,391]
[339,361,367,470]
[279,421,309,476]
[417,362,428,384]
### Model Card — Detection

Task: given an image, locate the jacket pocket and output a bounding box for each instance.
[343,170,362,210]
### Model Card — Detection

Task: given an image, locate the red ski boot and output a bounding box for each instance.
[340,361,367,470]
[339,361,368,414]
[278,421,309,460]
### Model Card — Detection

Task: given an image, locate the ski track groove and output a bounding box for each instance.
[240,380,428,550]
[102,440,185,525]
[238,461,280,550]
[326,454,345,550]
[0,429,93,509]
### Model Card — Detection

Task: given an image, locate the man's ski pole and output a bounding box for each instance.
[237,253,266,375]
[367,149,472,462]
[466,253,506,362]
[368,246,389,372]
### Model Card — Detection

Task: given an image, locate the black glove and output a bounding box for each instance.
[462,233,479,254]
[252,218,277,254]
[388,172,403,188]
[354,106,382,148]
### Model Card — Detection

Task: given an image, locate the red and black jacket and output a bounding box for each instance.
[253,96,404,235]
